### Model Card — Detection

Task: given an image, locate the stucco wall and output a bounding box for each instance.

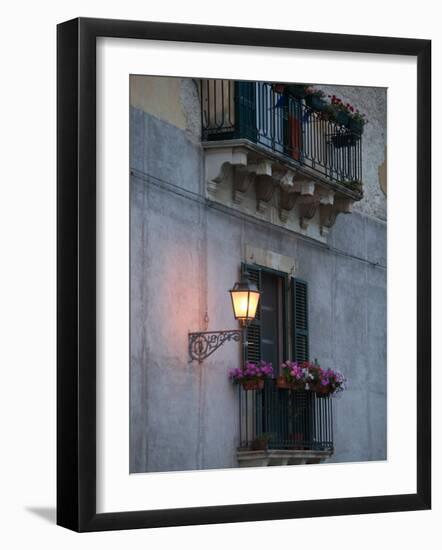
[129,77,387,473]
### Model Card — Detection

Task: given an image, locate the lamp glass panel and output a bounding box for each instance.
[246,290,260,320]
[231,291,250,320]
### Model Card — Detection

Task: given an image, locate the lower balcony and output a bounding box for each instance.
[237,380,334,467]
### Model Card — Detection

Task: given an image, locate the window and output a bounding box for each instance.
[243,263,309,370]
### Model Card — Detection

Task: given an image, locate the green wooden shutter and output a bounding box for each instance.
[242,263,261,363]
[235,82,257,142]
[292,278,309,362]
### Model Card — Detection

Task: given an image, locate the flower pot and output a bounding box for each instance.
[305,94,327,112]
[331,132,359,148]
[251,438,269,451]
[335,110,350,127]
[348,118,364,135]
[289,432,305,450]
[276,376,292,389]
[315,386,331,398]
[241,379,264,391]
[276,376,305,391]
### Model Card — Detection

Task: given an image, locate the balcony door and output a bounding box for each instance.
[260,269,285,374]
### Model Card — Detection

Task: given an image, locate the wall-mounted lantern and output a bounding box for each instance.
[188,272,261,363]
[229,278,261,326]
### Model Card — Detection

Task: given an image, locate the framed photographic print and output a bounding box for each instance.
[57,17,431,532]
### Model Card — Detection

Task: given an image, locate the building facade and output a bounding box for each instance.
[129,76,387,473]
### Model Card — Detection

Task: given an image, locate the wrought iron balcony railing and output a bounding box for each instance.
[201,80,362,188]
[238,380,334,452]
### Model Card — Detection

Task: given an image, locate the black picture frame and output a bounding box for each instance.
[57,17,431,532]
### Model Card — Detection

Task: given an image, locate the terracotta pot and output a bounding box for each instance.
[241,378,264,391]
[251,438,269,451]
[289,432,305,450]
[276,376,291,389]
[315,385,331,397]
[276,376,305,391]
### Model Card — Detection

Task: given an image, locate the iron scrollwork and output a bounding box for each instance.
[188,330,242,362]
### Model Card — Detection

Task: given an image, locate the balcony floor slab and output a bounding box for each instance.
[237,449,334,468]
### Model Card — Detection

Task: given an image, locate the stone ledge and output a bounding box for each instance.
[237,449,334,468]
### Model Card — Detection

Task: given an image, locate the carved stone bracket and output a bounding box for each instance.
[319,204,339,235]
[202,142,359,240]
[293,177,316,196]
[298,196,320,229]
[255,174,275,213]
[274,169,295,189]
[335,197,353,213]
[232,166,255,204]
[319,189,335,205]
[319,197,353,235]
[279,188,299,222]
[205,147,248,199]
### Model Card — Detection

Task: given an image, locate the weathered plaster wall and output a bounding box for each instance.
[130,77,387,473]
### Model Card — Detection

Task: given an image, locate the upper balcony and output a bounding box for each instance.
[200,80,364,239]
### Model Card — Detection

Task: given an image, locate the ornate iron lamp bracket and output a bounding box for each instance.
[188,330,242,362]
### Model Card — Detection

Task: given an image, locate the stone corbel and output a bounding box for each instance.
[293,176,316,196]
[298,195,320,229]
[274,169,295,189]
[204,147,248,199]
[319,204,339,235]
[334,197,353,213]
[318,188,335,206]
[232,166,255,204]
[319,197,353,235]
[255,175,275,213]
[254,160,274,213]
[279,189,299,223]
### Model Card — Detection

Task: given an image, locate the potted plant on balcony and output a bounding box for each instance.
[327,95,368,134]
[289,431,305,450]
[229,361,273,391]
[348,110,368,135]
[328,95,353,127]
[286,83,310,99]
[250,432,272,451]
[308,362,347,397]
[276,360,309,390]
[343,180,363,193]
[305,87,327,112]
